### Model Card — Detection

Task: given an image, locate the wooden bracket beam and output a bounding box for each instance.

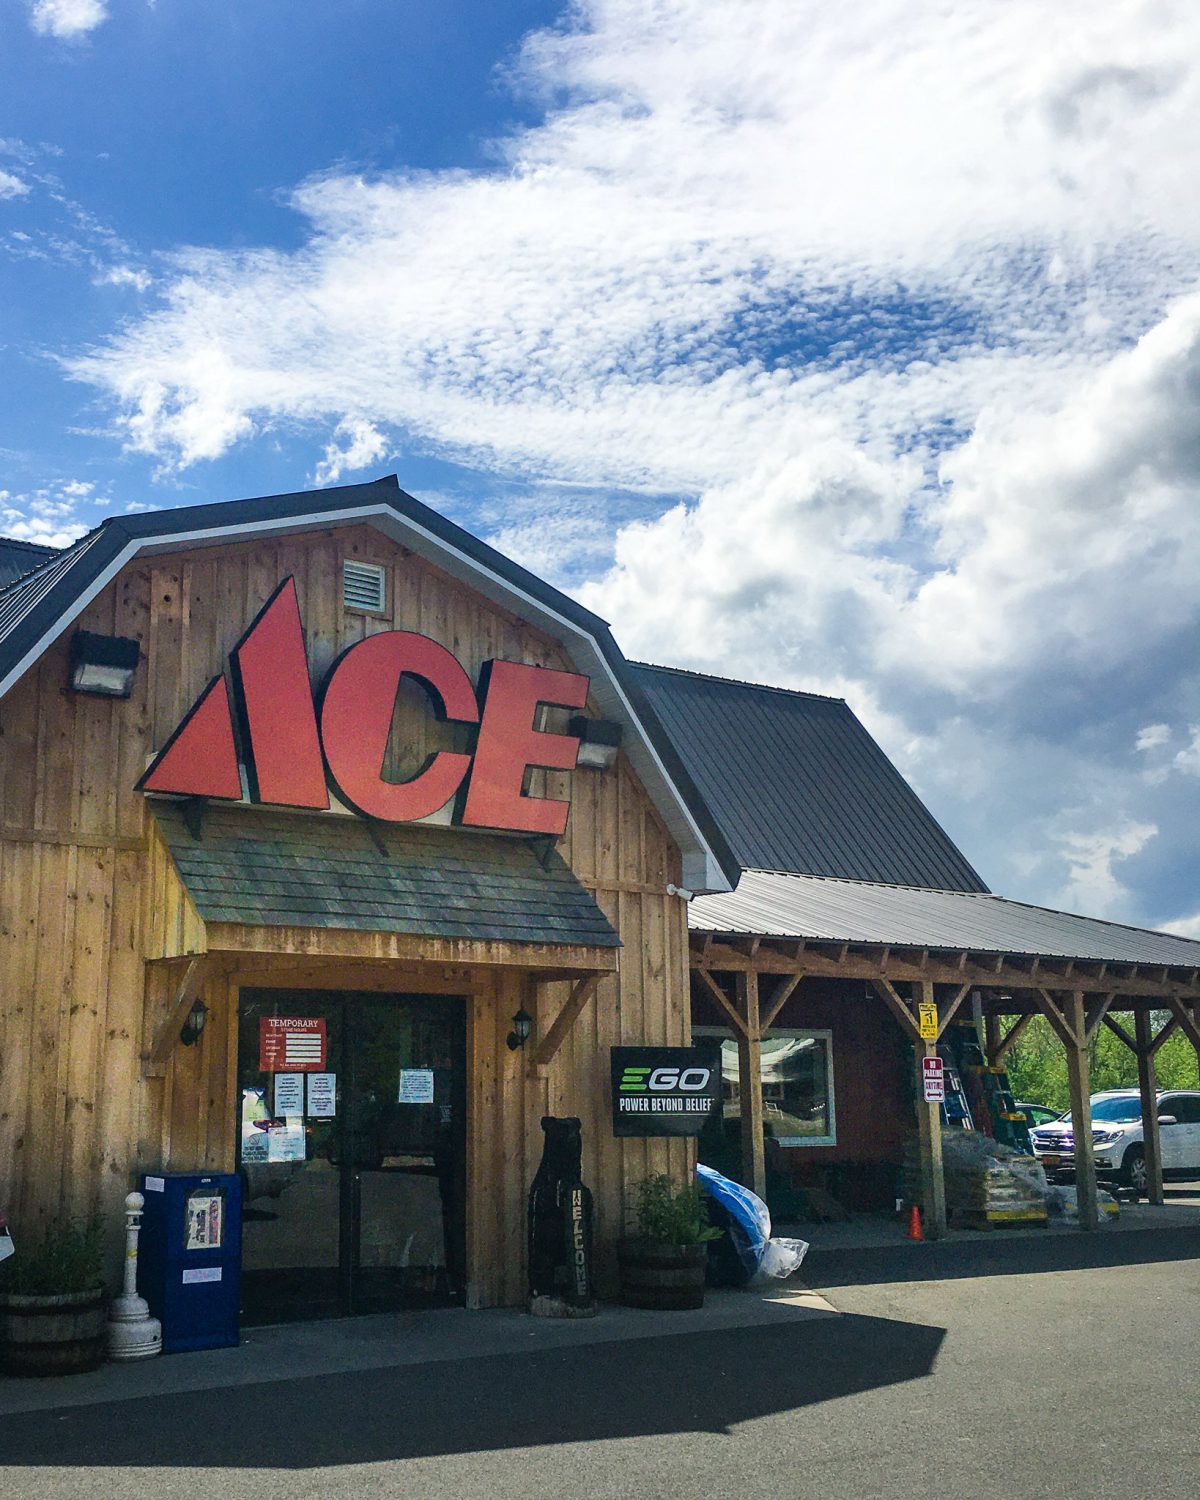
[693,967,749,1037]
[531,976,600,1068]
[1101,1013,1138,1054]
[1033,988,1079,1050]
[870,978,923,1043]
[1083,994,1116,1045]
[142,956,207,1078]
[936,984,972,1039]
[1147,1014,1181,1057]
[761,972,804,1034]
[988,1011,1034,1067]
[1164,995,1200,1053]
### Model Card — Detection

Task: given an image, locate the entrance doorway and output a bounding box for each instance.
[236,989,466,1324]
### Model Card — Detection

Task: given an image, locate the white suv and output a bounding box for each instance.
[1029,1090,1200,1194]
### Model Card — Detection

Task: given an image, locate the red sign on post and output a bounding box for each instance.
[921,1056,945,1103]
[259,1016,327,1073]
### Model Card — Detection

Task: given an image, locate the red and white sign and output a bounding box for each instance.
[138,576,591,837]
[921,1056,945,1104]
[259,1016,327,1073]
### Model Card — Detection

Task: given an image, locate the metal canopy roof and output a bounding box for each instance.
[0,537,57,590]
[689,869,1200,968]
[632,663,987,893]
[155,804,621,950]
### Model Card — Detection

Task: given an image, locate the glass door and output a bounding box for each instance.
[347,996,466,1312]
[236,989,466,1324]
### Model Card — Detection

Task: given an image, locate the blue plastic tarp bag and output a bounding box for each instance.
[697,1163,770,1284]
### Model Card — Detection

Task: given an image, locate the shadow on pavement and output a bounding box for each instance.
[805,1224,1200,1289]
[0,1312,943,1469]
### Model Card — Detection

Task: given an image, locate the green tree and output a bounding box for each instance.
[1006,1014,1199,1114]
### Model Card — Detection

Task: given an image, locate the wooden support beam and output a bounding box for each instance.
[1064,992,1099,1232]
[736,970,766,1199]
[870,977,923,1043]
[142,957,207,1077]
[1135,1010,1164,1206]
[1101,1013,1138,1054]
[531,976,600,1068]
[693,967,749,1038]
[988,1011,1035,1067]
[760,971,804,1034]
[915,981,946,1240]
[1147,1014,1181,1057]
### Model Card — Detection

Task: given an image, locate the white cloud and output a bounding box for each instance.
[1174,728,1200,775]
[29,0,109,40]
[1136,724,1171,752]
[0,170,30,200]
[311,417,390,487]
[1164,910,1200,939]
[1052,821,1159,919]
[95,264,151,292]
[0,481,103,547]
[53,0,1200,926]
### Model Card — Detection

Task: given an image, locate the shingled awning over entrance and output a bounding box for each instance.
[152,804,621,952]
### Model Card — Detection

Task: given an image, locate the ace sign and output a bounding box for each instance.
[137,576,590,837]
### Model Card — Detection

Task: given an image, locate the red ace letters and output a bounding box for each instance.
[138,577,590,836]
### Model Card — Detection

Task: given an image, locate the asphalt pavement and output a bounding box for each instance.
[2,1223,1197,1500]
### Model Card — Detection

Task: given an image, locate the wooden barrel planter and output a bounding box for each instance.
[617,1240,707,1310]
[0,1289,107,1376]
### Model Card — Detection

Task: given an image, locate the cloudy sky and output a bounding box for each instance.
[2,0,1199,931]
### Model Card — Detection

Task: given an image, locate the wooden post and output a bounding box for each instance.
[1064,991,1099,1231]
[1134,1009,1164,1206]
[735,970,766,1199]
[917,982,947,1239]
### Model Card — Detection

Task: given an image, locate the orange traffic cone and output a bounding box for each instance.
[906,1205,924,1242]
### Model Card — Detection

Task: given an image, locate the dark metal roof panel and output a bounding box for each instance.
[632,664,988,892]
[689,870,1200,967]
[0,538,59,590]
[153,805,622,949]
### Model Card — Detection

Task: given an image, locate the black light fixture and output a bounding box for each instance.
[569,716,622,770]
[68,630,141,698]
[179,1001,209,1047]
[506,1006,533,1051]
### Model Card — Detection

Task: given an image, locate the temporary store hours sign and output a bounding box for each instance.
[137,576,591,836]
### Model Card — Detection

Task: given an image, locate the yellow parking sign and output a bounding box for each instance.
[918,1001,938,1040]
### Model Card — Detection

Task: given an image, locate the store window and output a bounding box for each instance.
[695,1028,836,1147]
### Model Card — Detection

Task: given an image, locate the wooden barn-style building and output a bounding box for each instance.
[1,475,1198,1323]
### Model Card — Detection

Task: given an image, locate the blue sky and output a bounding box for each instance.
[2,1,1200,933]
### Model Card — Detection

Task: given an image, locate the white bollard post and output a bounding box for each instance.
[106,1191,162,1361]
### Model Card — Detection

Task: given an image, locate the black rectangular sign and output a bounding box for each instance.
[611,1045,721,1137]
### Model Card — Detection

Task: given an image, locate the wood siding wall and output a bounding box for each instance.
[0,525,689,1301]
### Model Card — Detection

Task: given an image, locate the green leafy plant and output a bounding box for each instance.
[633,1174,722,1246]
[0,1217,105,1296]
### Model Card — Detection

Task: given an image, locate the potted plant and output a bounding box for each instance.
[618,1174,721,1310]
[0,1217,107,1375]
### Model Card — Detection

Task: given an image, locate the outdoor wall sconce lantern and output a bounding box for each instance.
[569,716,622,771]
[68,630,141,698]
[506,1007,533,1051]
[179,1001,209,1047]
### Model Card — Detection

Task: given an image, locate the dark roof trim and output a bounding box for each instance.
[0,476,737,892]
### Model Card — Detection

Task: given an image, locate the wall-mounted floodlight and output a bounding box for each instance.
[569,716,622,770]
[69,631,141,698]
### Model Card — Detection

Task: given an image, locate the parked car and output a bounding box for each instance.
[1015,1101,1062,1129]
[1029,1089,1200,1194]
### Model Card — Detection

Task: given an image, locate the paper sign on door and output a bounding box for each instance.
[398,1068,435,1104]
[306,1072,336,1117]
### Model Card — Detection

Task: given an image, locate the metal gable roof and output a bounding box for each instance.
[689,869,1200,968]
[0,537,59,590]
[631,663,988,893]
[0,477,736,893]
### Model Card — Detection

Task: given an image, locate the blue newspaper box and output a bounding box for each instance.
[138,1171,242,1353]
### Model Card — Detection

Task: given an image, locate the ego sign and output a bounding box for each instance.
[611,1046,721,1138]
[137,576,590,836]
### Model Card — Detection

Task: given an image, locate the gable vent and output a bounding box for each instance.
[342,559,387,613]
